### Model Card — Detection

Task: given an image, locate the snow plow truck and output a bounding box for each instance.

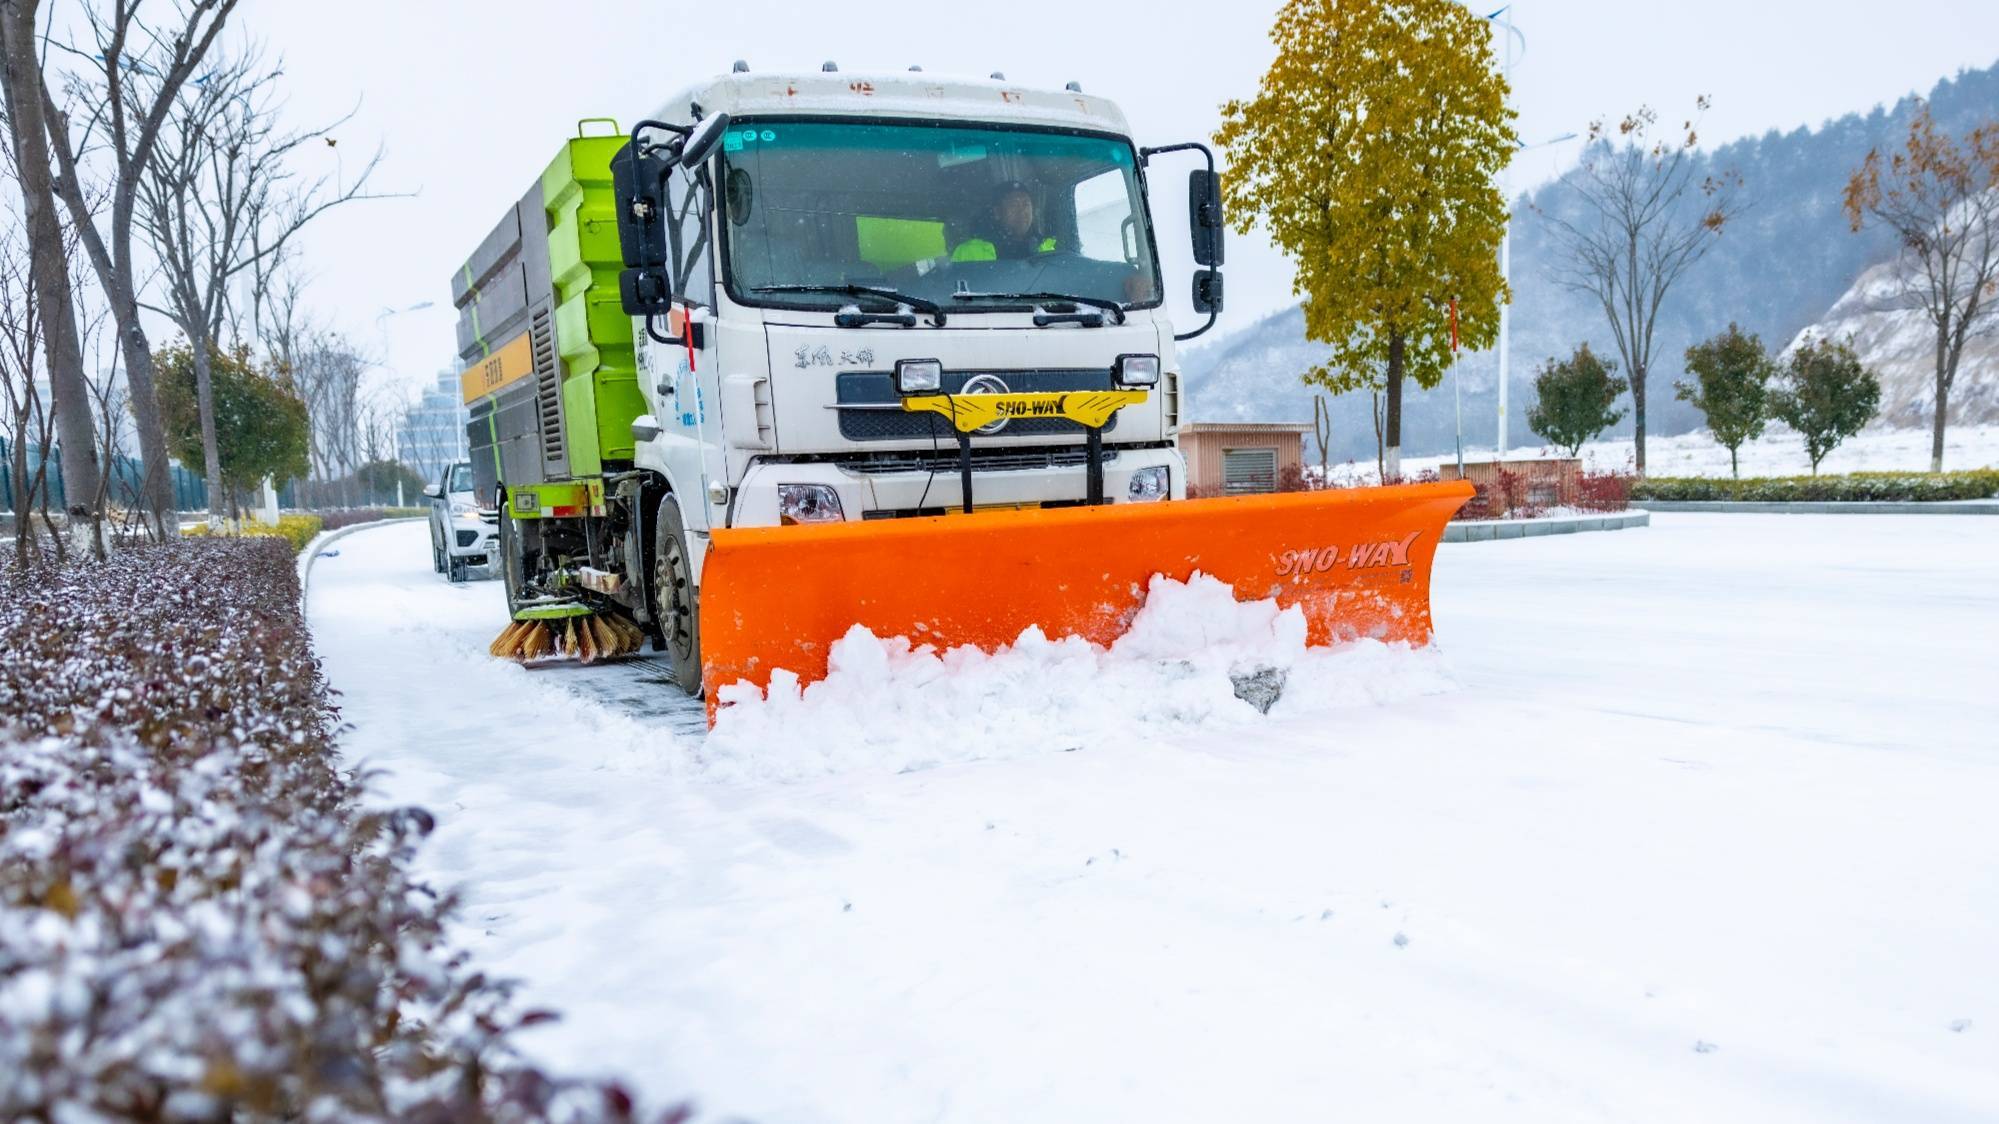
[454,66,1472,718]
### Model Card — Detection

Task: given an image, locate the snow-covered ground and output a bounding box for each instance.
[1329,422,1999,485]
[308,518,1999,1123]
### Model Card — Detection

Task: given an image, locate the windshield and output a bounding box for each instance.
[720,120,1160,312]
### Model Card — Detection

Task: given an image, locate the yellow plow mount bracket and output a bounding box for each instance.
[900,390,1148,432]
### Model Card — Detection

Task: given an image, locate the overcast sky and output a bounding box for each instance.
[230,0,1998,399]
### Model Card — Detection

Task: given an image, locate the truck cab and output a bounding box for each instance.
[458,69,1224,690]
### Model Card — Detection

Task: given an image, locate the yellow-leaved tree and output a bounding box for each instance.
[1216,0,1517,477]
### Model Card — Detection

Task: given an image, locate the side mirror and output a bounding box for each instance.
[680,112,732,169]
[619,268,674,317]
[422,483,442,500]
[611,142,669,269]
[1188,169,1224,267]
[612,139,677,317]
[1192,269,1224,315]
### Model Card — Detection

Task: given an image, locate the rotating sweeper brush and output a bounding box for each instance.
[488,603,648,665]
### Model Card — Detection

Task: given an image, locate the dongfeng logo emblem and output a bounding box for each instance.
[960,373,1012,434]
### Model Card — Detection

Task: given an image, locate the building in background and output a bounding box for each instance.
[1177,422,1309,496]
[397,370,468,482]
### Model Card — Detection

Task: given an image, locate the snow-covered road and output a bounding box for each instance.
[308,516,1999,1123]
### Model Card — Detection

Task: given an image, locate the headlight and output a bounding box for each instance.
[1113,353,1160,388]
[895,358,943,395]
[778,483,845,525]
[1127,466,1169,502]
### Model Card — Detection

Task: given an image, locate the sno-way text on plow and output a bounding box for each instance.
[1274,531,1424,577]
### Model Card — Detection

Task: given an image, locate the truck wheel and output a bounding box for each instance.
[498,510,528,614]
[652,495,702,696]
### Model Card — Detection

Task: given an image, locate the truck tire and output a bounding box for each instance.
[498,509,528,614]
[652,495,701,696]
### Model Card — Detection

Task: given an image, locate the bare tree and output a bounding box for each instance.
[300,333,369,507]
[1,0,103,556]
[266,293,371,508]
[38,0,239,537]
[1311,393,1331,483]
[1542,100,1743,476]
[83,305,143,535]
[1844,104,1999,472]
[134,43,382,523]
[0,221,68,564]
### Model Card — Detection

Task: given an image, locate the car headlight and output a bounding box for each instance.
[778,483,845,525]
[1127,465,1169,502]
[1113,353,1160,388]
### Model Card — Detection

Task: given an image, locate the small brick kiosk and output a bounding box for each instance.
[1178,422,1311,495]
[1437,458,1582,516]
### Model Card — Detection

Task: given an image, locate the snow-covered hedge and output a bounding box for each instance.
[0,539,681,1122]
[1631,469,1999,503]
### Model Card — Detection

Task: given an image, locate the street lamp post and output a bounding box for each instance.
[1486,5,1527,460]
[1481,4,1575,460]
[374,300,435,364]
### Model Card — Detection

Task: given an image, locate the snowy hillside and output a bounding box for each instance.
[1787,259,1999,428]
[1181,59,1999,458]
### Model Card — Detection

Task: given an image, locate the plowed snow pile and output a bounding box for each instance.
[706,574,1455,780]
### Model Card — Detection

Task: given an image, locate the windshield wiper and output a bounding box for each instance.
[951,290,1127,325]
[752,284,946,325]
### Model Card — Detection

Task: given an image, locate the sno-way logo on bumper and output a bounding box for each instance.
[1274,531,1423,577]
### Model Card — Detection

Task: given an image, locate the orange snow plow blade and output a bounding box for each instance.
[698,480,1473,719]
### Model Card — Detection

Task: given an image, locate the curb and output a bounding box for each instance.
[297,517,426,599]
[1444,510,1649,543]
[1633,499,1999,515]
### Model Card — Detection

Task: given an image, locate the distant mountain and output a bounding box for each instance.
[1182,60,1999,463]
[1787,256,1999,429]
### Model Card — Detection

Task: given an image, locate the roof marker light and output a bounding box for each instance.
[822,61,838,73]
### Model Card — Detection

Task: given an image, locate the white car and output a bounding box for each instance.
[424,462,499,582]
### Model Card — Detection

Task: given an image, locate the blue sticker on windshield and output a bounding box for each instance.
[760,129,777,143]
[723,131,744,152]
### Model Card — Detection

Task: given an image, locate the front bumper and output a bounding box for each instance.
[447,514,501,564]
[729,445,1186,527]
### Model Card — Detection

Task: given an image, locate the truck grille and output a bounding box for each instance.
[833,369,1119,442]
[842,445,1113,475]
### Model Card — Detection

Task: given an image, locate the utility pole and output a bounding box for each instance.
[1450,298,1465,476]
[1487,5,1524,461]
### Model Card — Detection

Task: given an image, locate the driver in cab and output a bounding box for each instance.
[951,181,1058,261]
